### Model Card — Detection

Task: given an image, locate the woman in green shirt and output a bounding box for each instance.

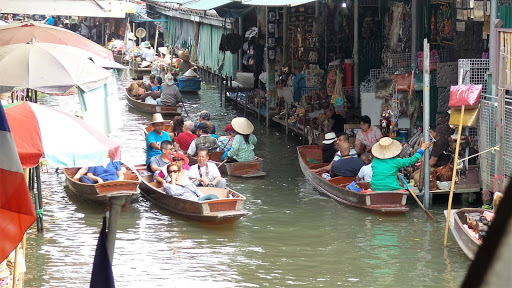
[370,137,430,191]
[226,117,257,162]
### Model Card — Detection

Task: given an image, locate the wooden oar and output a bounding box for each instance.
[217,159,228,168]
[399,174,436,221]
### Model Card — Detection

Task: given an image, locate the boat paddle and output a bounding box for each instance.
[399,174,436,221]
[217,159,228,168]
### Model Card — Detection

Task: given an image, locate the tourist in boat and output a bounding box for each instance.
[146,113,171,167]
[162,164,220,202]
[127,80,146,99]
[321,132,337,163]
[370,137,431,191]
[144,77,163,104]
[167,115,184,141]
[159,74,182,106]
[74,157,124,184]
[154,152,188,185]
[330,143,365,178]
[188,148,226,188]
[356,152,373,182]
[225,117,257,163]
[149,140,174,173]
[311,132,357,174]
[196,110,216,135]
[355,115,383,152]
[217,124,236,151]
[187,122,219,156]
[175,121,197,153]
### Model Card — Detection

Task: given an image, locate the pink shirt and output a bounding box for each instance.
[355,126,383,151]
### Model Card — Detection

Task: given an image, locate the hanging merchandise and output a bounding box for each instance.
[390,73,412,91]
[449,84,482,108]
[219,33,244,54]
[418,50,440,71]
[449,105,480,127]
[375,77,394,98]
[326,68,337,96]
[332,68,345,111]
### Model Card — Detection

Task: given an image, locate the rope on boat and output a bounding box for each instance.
[456,145,499,167]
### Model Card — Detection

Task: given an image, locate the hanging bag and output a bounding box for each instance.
[448,84,482,108]
[391,73,412,91]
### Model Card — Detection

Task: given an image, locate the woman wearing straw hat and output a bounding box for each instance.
[177,49,193,76]
[370,137,430,191]
[224,117,257,162]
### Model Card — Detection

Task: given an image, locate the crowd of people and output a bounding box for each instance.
[313,113,457,192]
[127,73,183,106]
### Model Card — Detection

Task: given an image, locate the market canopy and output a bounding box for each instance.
[0,0,127,18]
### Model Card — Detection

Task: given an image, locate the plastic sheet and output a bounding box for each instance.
[449,105,480,127]
[449,85,482,108]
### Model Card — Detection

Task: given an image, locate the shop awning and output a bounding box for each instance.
[0,0,127,18]
[183,0,240,11]
[240,0,316,6]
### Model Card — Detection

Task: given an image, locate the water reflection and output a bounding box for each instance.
[23,72,471,287]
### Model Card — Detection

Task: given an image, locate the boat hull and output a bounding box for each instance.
[177,77,201,92]
[446,208,485,260]
[125,88,182,116]
[297,145,408,213]
[135,165,248,223]
[64,163,141,206]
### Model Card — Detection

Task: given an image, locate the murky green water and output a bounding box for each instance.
[23,72,471,287]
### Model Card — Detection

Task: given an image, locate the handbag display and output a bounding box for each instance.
[449,105,480,127]
[414,72,423,91]
[418,50,440,71]
[375,78,394,98]
[449,85,482,108]
[391,73,412,91]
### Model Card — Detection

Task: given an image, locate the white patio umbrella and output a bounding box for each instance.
[0,42,112,93]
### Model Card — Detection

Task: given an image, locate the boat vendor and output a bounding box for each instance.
[188,148,227,188]
[370,137,431,191]
[177,50,193,76]
[355,115,383,153]
[146,113,172,167]
[125,33,135,53]
[141,41,155,62]
[224,117,257,163]
[311,132,358,174]
[149,140,174,173]
[429,124,453,168]
[187,122,219,156]
[73,158,124,184]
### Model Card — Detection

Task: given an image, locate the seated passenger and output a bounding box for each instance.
[225,117,257,163]
[76,158,124,184]
[312,132,357,174]
[162,163,220,201]
[146,113,171,168]
[175,121,197,152]
[217,124,236,151]
[187,122,219,156]
[188,148,226,188]
[356,152,373,182]
[149,140,174,173]
[197,111,216,135]
[321,132,337,163]
[159,74,182,106]
[144,76,163,104]
[330,143,364,178]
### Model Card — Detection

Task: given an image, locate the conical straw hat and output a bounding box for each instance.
[183,69,198,78]
[177,50,190,61]
[231,117,254,135]
[371,137,403,159]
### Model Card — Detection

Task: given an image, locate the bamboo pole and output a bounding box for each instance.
[153,27,158,65]
[444,105,465,247]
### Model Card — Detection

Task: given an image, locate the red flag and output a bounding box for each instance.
[0,104,36,261]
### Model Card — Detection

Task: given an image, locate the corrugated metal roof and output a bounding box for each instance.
[241,0,316,6]
[183,0,240,10]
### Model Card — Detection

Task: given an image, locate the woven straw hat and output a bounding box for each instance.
[127,33,136,40]
[141,41,151,48]
[158,46,169,55]
[231,117,254,135]
[322,132,336,144]
[149,113,165,124]
[178,50,190,61]
[372,137,403,159]
[183,69,198,78]
[0,260,9,279]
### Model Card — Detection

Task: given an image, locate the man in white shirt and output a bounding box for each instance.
[125,33,135,52]
[188,148,226,188]
[141,41,155,62]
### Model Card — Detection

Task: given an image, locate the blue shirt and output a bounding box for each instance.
[87,160,121,182]
[46,17,54,26]
[146,130,171,164]
[152,85,160,92]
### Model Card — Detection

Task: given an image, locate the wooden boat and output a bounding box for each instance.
[445,208,487,260]
[64,163,141,205]
[177,76,201,92]
[188,151,266,178]
[297,145,409,213]
[134,164,248,223]
[125,88,182,116]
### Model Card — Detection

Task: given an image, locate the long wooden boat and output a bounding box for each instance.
[297,145,408,213]
[134,164,248,223]
[445,208,487,260]
[188,151,266,178]
[64,163,141,205]
[125,88,182,116]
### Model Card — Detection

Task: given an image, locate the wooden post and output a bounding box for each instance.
[153,27,159,65]
[444,105,465,247]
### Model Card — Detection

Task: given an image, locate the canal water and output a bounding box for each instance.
[24,73,471,287]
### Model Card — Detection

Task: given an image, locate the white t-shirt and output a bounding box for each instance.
[188,163,221,182]
[357,164,373,182]
[143,48,154,62]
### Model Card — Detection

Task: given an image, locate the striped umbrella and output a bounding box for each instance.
[4,101,120,168]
